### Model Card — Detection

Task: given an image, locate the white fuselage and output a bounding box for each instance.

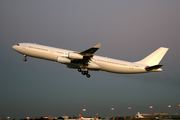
[12,43,162,74]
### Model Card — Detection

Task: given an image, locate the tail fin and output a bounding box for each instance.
[135,47,169,66]
[79,114,83,118]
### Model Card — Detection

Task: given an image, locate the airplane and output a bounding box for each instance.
[12,43,169,78]
[135,112,158,119]
[136,112,145,118]
[79,114,95,120]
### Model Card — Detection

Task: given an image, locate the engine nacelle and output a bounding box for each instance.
[57,56,71,63]
[68,52,83,59]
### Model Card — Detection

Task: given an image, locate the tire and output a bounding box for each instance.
[81,71,85,75]
[86,74,90,78]
[78,68,82,72]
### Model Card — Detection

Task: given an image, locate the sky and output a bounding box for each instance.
[1,0,180,119]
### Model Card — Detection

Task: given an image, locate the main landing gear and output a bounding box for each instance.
[23,55,27,61]
[78,68,91,78]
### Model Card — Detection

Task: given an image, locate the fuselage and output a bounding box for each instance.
[12,43,162,74]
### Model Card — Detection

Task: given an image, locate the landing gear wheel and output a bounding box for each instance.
[81,71,86,75]
[86,74,90,78]
[23,55,27,62]
[79,68,91,78]
[84,71,88,74]
[23,58,27,61]
[78,68,82,72]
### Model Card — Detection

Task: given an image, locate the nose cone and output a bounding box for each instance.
[12,45,15,49]
[12,45,19,51]
[12,45,16,50]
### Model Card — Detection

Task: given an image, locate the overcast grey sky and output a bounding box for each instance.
[1,0,180,119]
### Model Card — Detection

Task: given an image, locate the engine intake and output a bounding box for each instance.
[68,52,83,59]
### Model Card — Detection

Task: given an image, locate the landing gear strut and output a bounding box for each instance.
[78,68,91,78]
[23,55,27,61]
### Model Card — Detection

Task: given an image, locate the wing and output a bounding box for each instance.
[80,43,101,56]
[71,43,101,66]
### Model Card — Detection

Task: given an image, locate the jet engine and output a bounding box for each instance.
[68,52,83,59]
[57,56,71,63]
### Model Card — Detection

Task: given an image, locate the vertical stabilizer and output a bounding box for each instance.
[135,47,169,66]
[79,114,83,118]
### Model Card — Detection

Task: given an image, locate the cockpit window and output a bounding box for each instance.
[17,44,19,46]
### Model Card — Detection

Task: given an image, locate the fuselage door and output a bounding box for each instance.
[92,57,97,63]
[129,64,134,70]
[50,49,53,54]
[22,44,26,49]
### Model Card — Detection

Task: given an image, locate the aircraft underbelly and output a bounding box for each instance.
[97,62,145,73]
[22,49,57,61]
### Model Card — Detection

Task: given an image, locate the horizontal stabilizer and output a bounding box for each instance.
[145,65,163,71]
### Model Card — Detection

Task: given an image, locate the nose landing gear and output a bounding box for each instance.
[23,55,27,61]
[78,68,91,78]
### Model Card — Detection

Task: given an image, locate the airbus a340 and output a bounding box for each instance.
[12,43,168,78]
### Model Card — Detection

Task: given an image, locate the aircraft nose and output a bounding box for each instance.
[12,45,18,50]
[12,45,16,49]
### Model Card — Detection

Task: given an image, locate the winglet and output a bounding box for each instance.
[93,43,101,48]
